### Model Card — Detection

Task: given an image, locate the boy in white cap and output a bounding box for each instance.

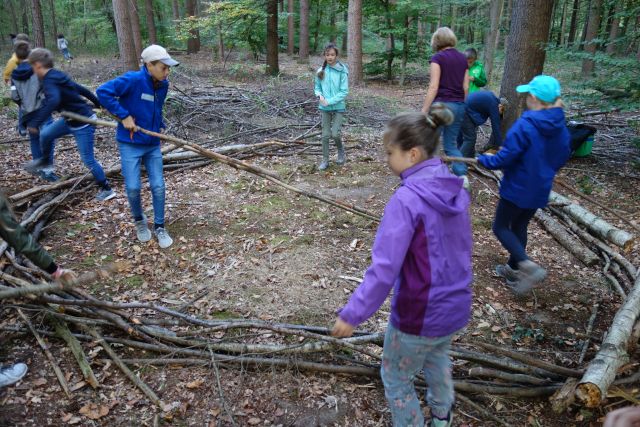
[97,45,179,249]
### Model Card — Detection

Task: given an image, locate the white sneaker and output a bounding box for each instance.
[134,215,152,243]
[154,227,173,249]
[462,175,471,191]
[0,363,28,388]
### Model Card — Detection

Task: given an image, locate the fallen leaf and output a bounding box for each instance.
[186,379,204,389]
[32,377,47,386]
[248,418,261,425]
[79,403,110,420]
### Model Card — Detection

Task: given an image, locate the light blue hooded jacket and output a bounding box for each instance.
[314,62,349,112]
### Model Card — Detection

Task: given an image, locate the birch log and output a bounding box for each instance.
[549,192,635,251]
[576,274,640,407]
[535,210,600,266]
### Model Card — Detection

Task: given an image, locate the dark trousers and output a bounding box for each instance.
[492,198,537,269]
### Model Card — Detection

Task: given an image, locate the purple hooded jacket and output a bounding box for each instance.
[339,158,473,338]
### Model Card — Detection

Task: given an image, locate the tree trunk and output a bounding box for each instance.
[347,0,363,86]
[112,0,139,71]
[579,0,592,50]
[399,15,410,87]
[8,0,19,34]
[576,274,640,407]
[266,0,279,75]
[299,0,309,60]
[341,11,347,52]
[312,0,323,53]
[143,0,158,44]
[172,0,180,20]
[31,0,46,47]
[384,0,395,82]
[567,0,580,45]
[500,0,513,49]
[21,0,29,34]
[499,0,554,132]
[483,0,504,84]
[185,0,200,54]
[450,4,458,32]
[558,0,568,46]
[329,0,337,43]
[581,0,602,76]
[217,22,224,60]
[417,17,425,55]
[48,0,58,41]
[287,0,295,55]
[128,0,143,57]
[605,4,620,55]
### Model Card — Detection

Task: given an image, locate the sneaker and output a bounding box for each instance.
[430,412,452,427]
[135,216,152,243]
[318,161,329,171]
[462,175,471,191]
[96,188,116,201]
[513,260,547,296]
[38,170,59,182]
[154,227,173,249]
[0,363,28,388]
[336,148,346,166]
[23,159,46,175]
[496,264,518,283]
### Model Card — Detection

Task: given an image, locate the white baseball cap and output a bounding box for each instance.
[140,45,179,66]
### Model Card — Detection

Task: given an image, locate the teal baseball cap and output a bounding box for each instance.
[516,75,561,103]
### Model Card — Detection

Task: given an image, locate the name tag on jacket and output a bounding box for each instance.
[141,93,155,102]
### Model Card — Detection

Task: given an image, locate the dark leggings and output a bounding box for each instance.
[492,198,537,269]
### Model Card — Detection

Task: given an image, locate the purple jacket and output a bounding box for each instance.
[339,158,473,338]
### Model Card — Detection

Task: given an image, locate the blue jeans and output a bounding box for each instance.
[62,48,72,60]
[441,101,467,176]
[118,142,165,226]
[381,325,456,427]
[17,108,27,136]
[458,112,478,158]
[493,198,538,269]
[40,118,107,186]
[28,117,56,163]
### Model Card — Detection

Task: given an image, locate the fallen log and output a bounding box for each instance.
[536,210,600,266]
[576,273,640,407]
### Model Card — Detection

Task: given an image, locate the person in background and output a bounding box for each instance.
[0,193,75,388]
[97,45,179,249]
[25,48,115,202]
[457,90,506,158]
[477,75,571,295]
[333,105,473,427]
[9,34,17,45]
[56,34,72,61]
[3,33,29,84]
[10,41,59,182]
[464,48,487,94]
[314,43,349,171]
[421,27,470,190]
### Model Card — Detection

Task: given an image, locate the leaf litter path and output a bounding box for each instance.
[0,54,639,426]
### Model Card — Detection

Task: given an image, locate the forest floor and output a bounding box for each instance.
[0,52,639,427]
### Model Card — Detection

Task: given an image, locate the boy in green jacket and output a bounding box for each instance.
[465,48,487,93]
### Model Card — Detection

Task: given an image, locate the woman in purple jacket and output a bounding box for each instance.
[422,27,470,190]
[332,105,473,427]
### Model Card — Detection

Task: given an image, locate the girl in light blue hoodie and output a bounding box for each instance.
[314,43,349,171]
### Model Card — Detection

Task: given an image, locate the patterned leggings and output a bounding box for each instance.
[381,325,455,427]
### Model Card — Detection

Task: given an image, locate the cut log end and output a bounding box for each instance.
[550,378,578,414]
[576,382,602,408]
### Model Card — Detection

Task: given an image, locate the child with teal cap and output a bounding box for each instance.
[477,75,571,296]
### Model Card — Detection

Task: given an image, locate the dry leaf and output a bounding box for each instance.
[186,379,204,389]
[248,418,261,425]
[32,377,47,386]
[79,403,110,420]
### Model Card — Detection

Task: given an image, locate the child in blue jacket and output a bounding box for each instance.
[477,75,571,295]
[314,43,349,171]
[97,45,179,249]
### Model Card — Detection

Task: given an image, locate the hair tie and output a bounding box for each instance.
[425,115,436,128]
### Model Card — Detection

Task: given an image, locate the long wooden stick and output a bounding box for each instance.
[16,308,71,397]
[49,316,99,388]
[59,111,379,222]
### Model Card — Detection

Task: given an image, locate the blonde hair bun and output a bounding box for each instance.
[428,103,454,127]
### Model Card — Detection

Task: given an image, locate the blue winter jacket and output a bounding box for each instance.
[477,107,571,209]
[96,66,168,145]
[29,69,100,129]
[314,62,349,112]
[466,90,503,147]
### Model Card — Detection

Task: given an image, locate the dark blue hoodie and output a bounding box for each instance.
[29,69,100,129]
[477,107,571,209]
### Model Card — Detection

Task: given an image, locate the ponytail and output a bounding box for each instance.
[318,60,328,80]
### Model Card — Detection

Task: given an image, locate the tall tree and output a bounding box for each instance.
[21,1,29,34]
[341,11,347,52]
[48,0,58,40]
[172,0,180,21]
[266,0,279,75]
[347,0,363,85]
[605,3,620,54]
[483,0,504,84]
[567,0,580,45]
[185,0,201,53]
[143,0,158,44]
[128,0,143,56]
[31,0,46,47]
[299,0,310,60]
[581,0,602,75]
[113,0,139,70]
[499,0,554,131]
[558,0,568,45]
[287,0,295,55]
[8,0,19,34]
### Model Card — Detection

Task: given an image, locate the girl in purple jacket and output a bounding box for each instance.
[332,105,473,427]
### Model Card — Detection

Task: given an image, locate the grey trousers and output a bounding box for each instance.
[321,111,345,161]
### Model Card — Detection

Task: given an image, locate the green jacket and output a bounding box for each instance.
[314,62,349,112]
[469,61,487,93]
[0,194,57,273]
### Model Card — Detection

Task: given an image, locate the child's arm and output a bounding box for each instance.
[96,74,135,120]
[314,75,322,98]
[336,194,416,331]
[9,80,20,105]
[463,69,470,99]
[477,123,529,170]
[74,82,100,108]
[422,62,440,112]
[325,72,349,106]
